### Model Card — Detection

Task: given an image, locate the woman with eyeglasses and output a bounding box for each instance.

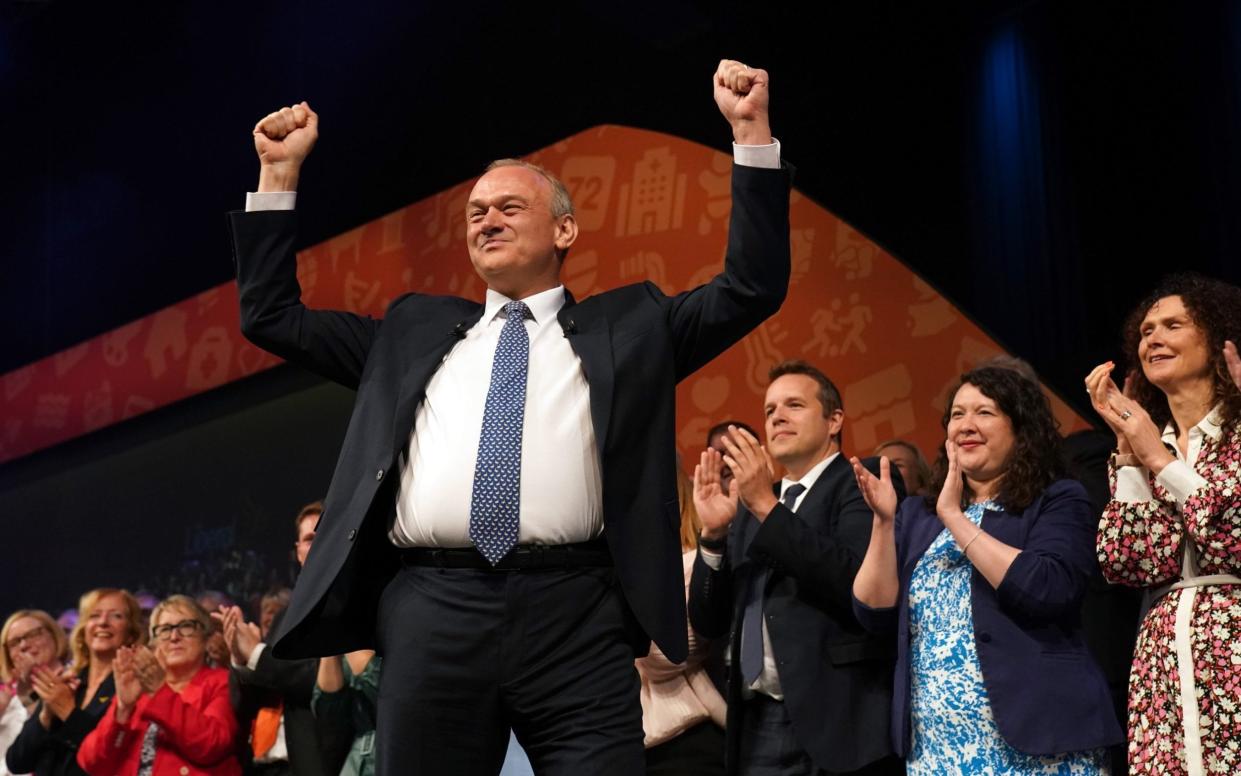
[2,610,70,776]
[7,589,142,776]
[77,595,240,776]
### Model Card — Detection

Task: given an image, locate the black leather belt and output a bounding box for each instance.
[399,538,612,570]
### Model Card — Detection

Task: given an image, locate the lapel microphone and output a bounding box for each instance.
[452,322,469,338]
[562,319,578,336]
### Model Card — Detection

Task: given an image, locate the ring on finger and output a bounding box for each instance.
[1119,410,1132,420]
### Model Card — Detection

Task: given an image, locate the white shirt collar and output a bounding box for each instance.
[781,450,840,500]
[1160,403,1225,445]
[482,285,567,327]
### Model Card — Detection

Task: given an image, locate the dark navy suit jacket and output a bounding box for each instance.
[230,163,791,665]
[853,479,1124,756]
[689,455,902,774]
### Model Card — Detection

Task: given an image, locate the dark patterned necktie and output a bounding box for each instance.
[740,482,806,685]
[469,301,531,565]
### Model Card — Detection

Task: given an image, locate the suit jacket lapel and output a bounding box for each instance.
[390,307,485,455]
[558,298,613,460]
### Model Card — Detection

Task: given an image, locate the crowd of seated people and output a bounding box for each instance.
[4,272,1239,775]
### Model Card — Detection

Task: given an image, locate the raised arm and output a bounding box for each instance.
[666,61,790,381]
[231,102,381,388]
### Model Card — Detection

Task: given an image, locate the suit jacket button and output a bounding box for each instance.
[348,528,357,541]
[977,631,991,643]
[375,468,384,481]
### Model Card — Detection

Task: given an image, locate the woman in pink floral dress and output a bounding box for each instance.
[1089,274,1241,776]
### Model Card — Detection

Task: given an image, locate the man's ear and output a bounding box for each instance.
[828,408,845,437]
[554,213,579,255]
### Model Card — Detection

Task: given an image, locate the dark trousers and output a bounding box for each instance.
[375,564,644,776]
[646,720,725,775]
[738,696,904,776]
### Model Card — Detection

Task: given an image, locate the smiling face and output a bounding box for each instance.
[84,593,131,658]
[1138,295,1212,392]
[764,373,843,479]
[152,606,206,673]
[465,165,577,300]
[947,382,1015,490]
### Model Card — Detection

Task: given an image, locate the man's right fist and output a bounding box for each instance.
[253,101,318,191]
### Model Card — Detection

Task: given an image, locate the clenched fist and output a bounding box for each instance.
[713,60,772,145]
[253,101,319,192]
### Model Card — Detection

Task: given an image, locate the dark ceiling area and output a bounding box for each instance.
[3,1,1240,435]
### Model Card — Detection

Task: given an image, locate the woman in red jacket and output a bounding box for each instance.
[77,595,240,776]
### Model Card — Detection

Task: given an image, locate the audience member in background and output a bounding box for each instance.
[133,592,160,637]
[196,592,235,669]
[690,360,903,775]
[706,421,760,497]
[77,595,240,776]
[313,651,380,776]
[2,610,69,776]
[637,462,726,775]
[7,590,143,776]
[258,591,291,641]
[52,616,74,640]
[218,501,346,776]
[1,611,69,715]
[872,440,931,497]
[1089,274,1241,776]
[852,367,1122,774]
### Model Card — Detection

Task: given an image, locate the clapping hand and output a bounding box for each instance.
[212,606,261,666]
[1225,340,1241,392]
[935,441,966,523]
[30,664,78,723]
[694,448,740,541]
[851,456,898,525]
[717,425,779,520]
[132,646,165,694]
[1085,361,1173,473]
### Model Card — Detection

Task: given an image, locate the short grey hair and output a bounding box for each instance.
[484,159,575,219]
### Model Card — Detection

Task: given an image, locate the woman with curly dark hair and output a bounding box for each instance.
[850,367,1122,774]
[1088,273,1241,776]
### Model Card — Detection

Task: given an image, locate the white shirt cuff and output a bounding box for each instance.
[732,138,781,169]
[699,548,724,570]
[245,642,267,671]
[1155,460,1208,507]
[1114,465,1154,502]
[245,192,297,212]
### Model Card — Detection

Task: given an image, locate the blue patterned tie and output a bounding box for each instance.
[740,482,806,685]
[469,301,531,565]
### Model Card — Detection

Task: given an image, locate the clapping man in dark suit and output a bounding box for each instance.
[230,60,791,775]
[217,502,348,776]
[688,360,904,775]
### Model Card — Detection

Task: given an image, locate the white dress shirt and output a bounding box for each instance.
[701,451,839,700]
[245,139,781,547]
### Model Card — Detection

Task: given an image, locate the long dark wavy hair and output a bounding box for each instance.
[926,367,1064,513]
[1122,273,1241,432]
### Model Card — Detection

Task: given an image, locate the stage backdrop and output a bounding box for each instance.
[0,125,1088,468]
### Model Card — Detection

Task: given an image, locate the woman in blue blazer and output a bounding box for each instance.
[850,367,1123,775]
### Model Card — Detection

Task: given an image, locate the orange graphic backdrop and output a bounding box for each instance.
[0,125,1088,466]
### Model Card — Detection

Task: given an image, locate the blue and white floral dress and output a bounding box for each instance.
[906,500,1108,776]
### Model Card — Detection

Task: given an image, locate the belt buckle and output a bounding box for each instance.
[528,543,547,568]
